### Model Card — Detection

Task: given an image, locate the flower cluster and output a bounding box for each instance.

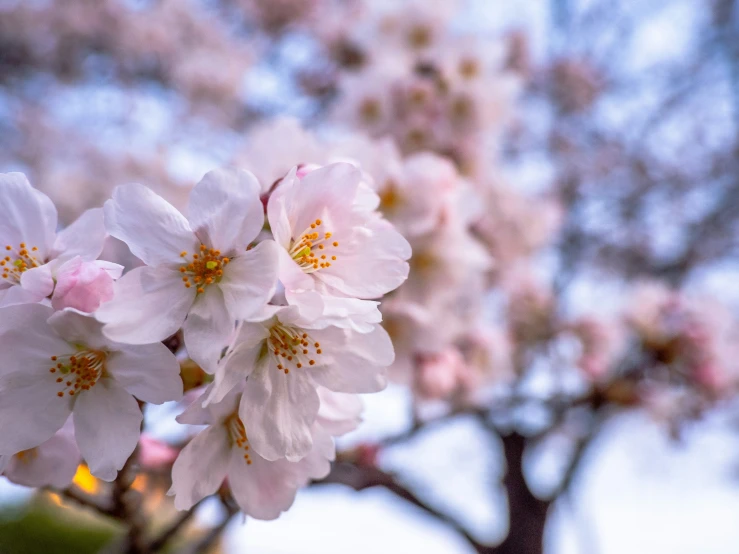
[0,163,409,518]
[312,0,520,178]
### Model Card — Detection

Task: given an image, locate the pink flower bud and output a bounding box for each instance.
[51,256,122,313]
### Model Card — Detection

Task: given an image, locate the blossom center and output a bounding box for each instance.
[48,350,107,398]
[379,180,403,215]
[225,413,253,466]
[267,323,322,374]
[1,242,41,284]
[179,244,230,294]
[288,219,339,274]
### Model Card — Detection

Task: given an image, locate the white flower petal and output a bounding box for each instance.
[187,168,264,252]
[47,308,110,350]
[240,363,319,461]
[4,422,79,488]
[312,295,382,333]
[289,163,361,236]
[266,167,297,248]
[52,208,107,262]
[317,217,410,298]
[0,173,57,257]
[345,323,395,366]
[316,389,363,436]
[169,425,231,510]
[204,325,267,406]
[0,284,46,308]
[0,303,72,378]
[227,450,299,520]
[104,184,197,266]
[219,240,279,320]
[276,246,315,293]
[183,286,234,372]
[0,371,72,455]
[307,326,391,393]
[106,343,183,404]
[19,264,54,300]
[73,378,142,481]
[97,266,195,344]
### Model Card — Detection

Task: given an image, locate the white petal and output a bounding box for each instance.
[266,167,297,248]
[0,173,57,257]
[0,284,46,308]
[97,266,195,344]
[316,389,363,436]
[187,168,264,252]
[47,308,110,350]
[106,343,183,404]
[203,324,267,406]
[176,385,239,426]
[307,327,390,394]
[345,323,395,366]
[19,264,54,300]
[317,217,410,298]
[276,245,315,293]
[312,295,381,333]
[104,184,197,266]
[52,208,107,262]
[169,425,231,510]
[0,371,72,455]
[73,378,142,481]
[240,362,320,461]
[227,449,299,520]
[289,163,361,236]
[183,286,234,372]
[97,260,124,280]
[0,303,72,378]
[219,240,279,320]
[4,422,80,488]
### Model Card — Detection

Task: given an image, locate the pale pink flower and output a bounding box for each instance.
[416,348,466,400]
[0,304,182,480]
[204,304,392,461]
[569,316,626,381]
[0,172,122,310]
[372,152,458,238]
[401,217,490,305]
[97,169,279,370]
[169,386,338,519]
[0,420,80,489]
[456,325,514,392]
[268,163,410,329]
[380,298,450,385]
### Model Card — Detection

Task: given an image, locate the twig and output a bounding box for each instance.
[148,501,202,552]
[313,463,486,551]
[187,503,239,554]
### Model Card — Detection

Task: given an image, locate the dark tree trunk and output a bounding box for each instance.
[476,433,550,554]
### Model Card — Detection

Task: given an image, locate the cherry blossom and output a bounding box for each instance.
[0,304,182,480]
[97,168,279,370]
[169,385,358,519]
[204,304,392,461]
[0,172,122,311]
[268,162,410,328]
